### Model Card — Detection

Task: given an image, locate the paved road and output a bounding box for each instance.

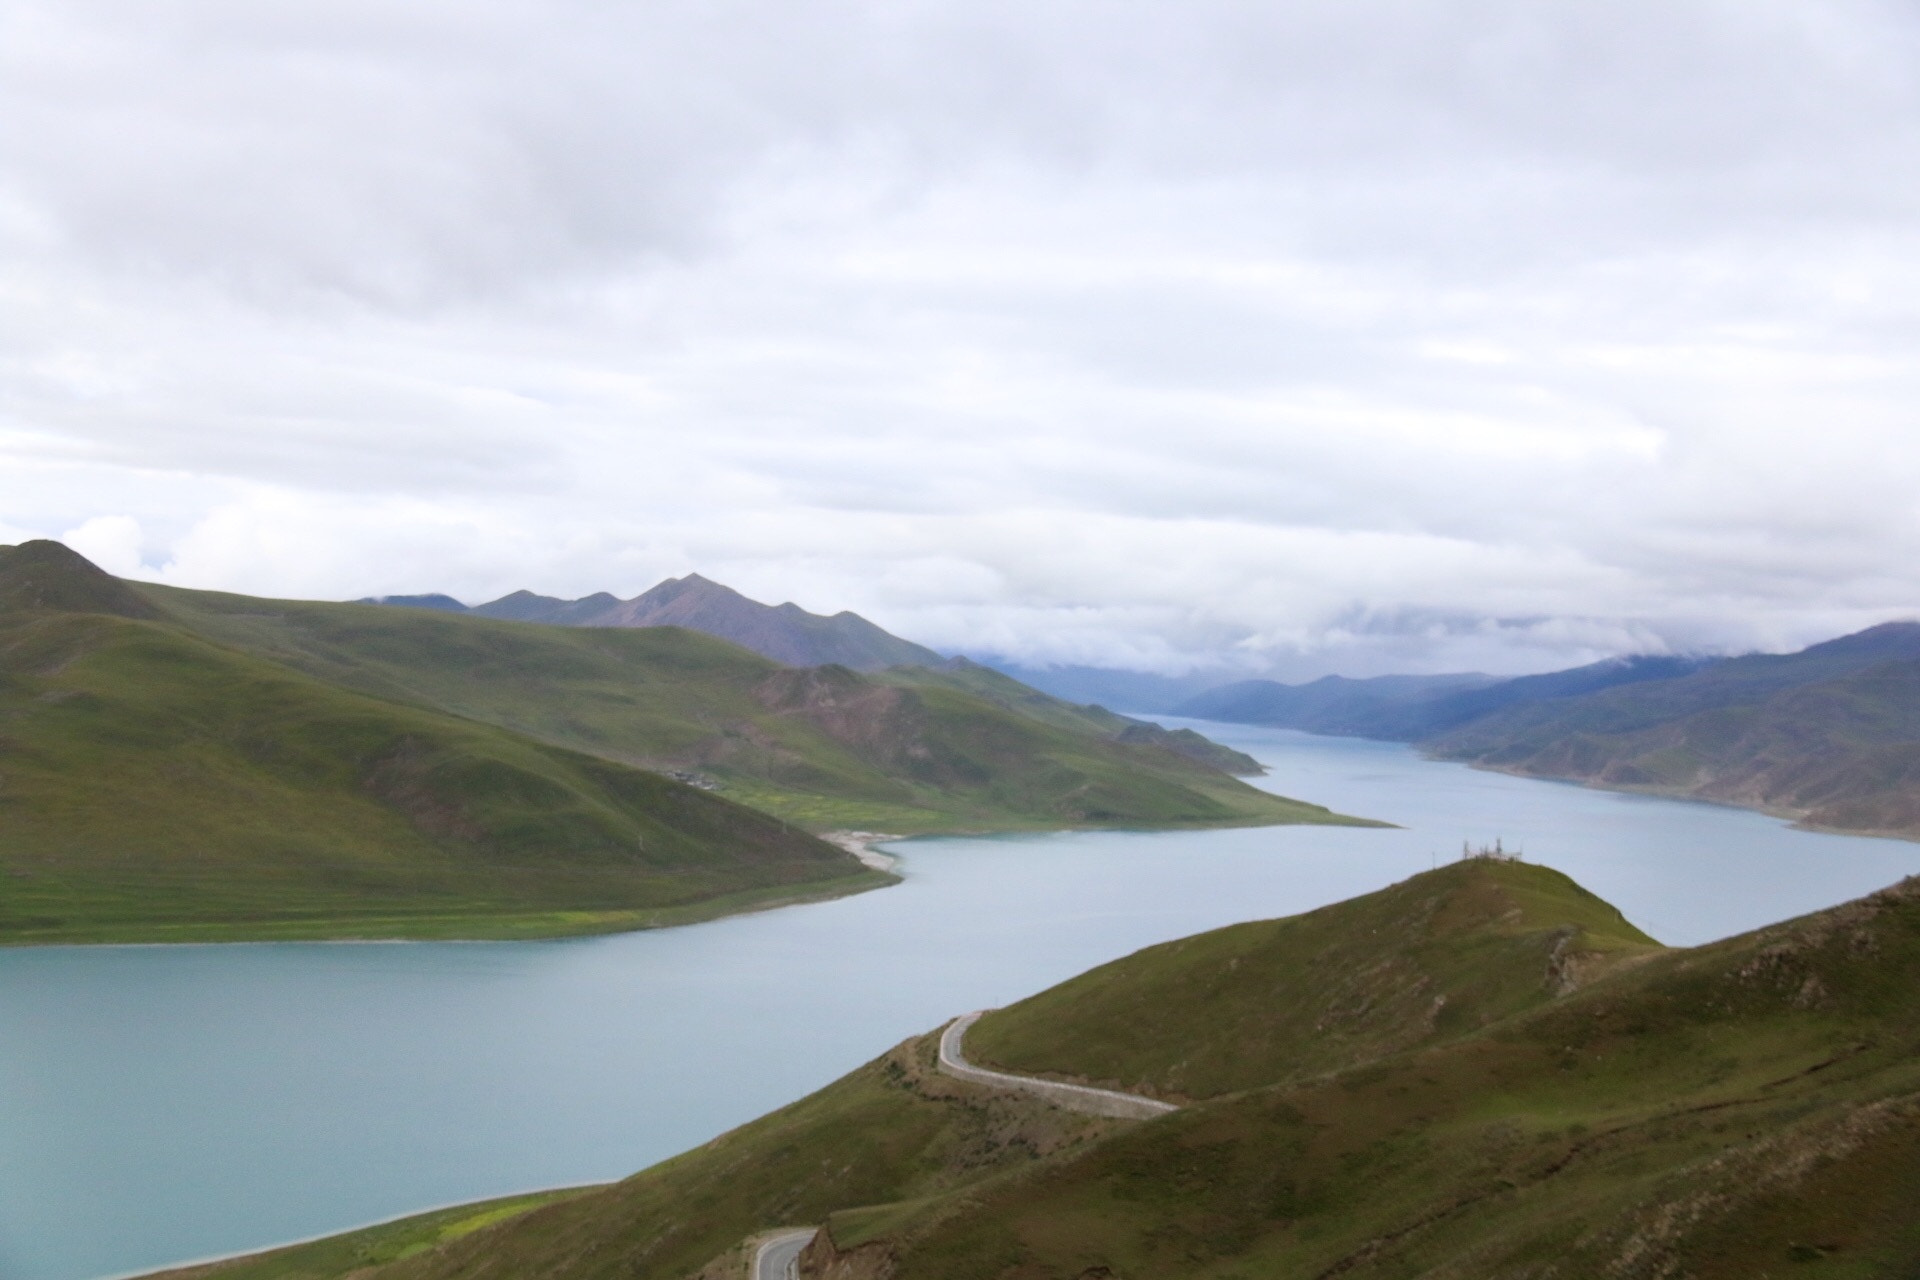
[753,1229,816,1280]
[937,1011,1178,1120]
[742,1016,1170,1278]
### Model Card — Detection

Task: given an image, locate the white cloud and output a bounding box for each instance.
[4,0,1920,675]
[59,514,147,576]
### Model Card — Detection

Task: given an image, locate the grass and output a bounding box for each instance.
[0,606,874,944]
[963,859,1659,1101]
[1,870,893,945]
[142,1188,594,1280]
[871,866,1920,1279]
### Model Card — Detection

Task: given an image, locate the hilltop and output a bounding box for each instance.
[368,573,946,671]
[160,859,1920,1279]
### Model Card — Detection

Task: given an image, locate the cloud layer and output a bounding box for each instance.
[6,0,1920,675]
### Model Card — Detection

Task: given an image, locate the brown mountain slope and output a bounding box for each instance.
[454,573,946,671]
[143,579,1338,834]
[1431,634,1920,839]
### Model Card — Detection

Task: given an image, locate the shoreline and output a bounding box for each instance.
[1447,756,1920,846]
[821,830,907,872]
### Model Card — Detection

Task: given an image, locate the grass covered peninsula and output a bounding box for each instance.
[0,540,1365,943]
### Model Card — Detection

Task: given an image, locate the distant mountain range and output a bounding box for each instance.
[980,662,1234,714]
[1175,656,1713,740]
[1175,624,1920,839]
[364,574,944,671]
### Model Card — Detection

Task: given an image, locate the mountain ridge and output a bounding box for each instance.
[367,573,945,671]
[152,578,1330,836]
[1172,622,1920,840]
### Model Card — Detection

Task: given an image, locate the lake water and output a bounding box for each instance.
[4,721,1917,1280]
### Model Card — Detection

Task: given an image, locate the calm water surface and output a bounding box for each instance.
[4,722,1917,1280]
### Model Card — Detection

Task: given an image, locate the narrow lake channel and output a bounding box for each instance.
[4,720,1916,1280]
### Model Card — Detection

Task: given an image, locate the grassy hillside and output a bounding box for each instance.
[0,544,879,943]
[868,869,1920,1280]
[138,579,1347,834]
[145,1190,594,1280]
[1431,625,1920,838]
[152,859,1920,1280]
[963,859,1657,1101]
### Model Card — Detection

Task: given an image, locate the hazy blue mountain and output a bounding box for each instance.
[980,662,1239,714]
[1173,671,1499,738]
[1427,622,1920,835]
[355,593,471,613]
[369,574,945,671]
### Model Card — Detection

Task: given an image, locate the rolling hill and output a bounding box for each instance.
[0,541,878,944]
[158,858,1920,1279]
[0,540,1358,940]
[143,575,1325,835]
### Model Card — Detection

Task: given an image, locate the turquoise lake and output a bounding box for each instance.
[4,720,1917,1280]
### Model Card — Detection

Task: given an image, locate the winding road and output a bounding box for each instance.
[752,1228,816,1280]
[743,1011,1174,1278]
[938,1010,1178,1119]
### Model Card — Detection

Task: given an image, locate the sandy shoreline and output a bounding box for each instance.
[821,831,905,872]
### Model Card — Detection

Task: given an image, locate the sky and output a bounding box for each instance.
[5,0,1920,679]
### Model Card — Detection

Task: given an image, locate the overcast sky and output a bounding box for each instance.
[6,1,1920,677]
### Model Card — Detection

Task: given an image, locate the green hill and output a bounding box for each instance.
[135,576,1341,834]
[153,858,1920,1280]
[0,540,1364,941]
[866,868,1920,1280]
[0,543,880,943]
[962,859,1657,1101]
